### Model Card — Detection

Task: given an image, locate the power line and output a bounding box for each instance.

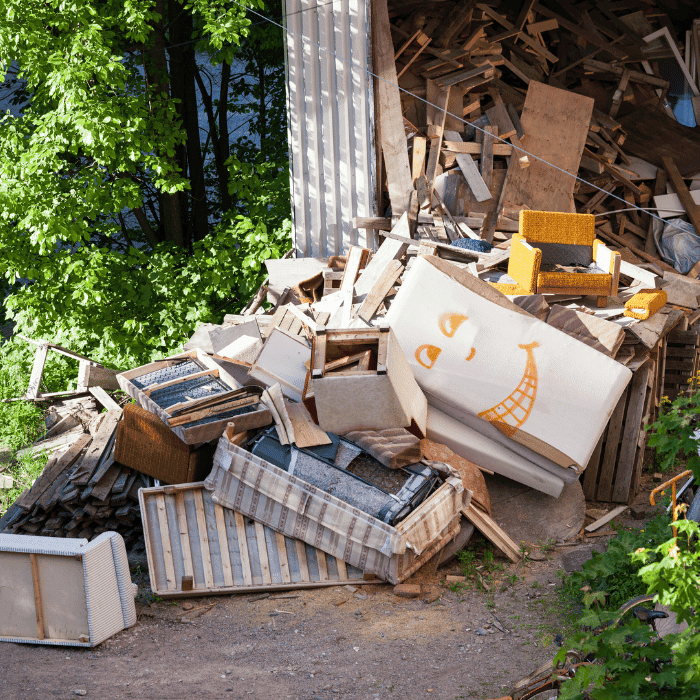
[229,0,683,236]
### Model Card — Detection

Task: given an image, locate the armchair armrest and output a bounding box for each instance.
[508,234,541,294]
[593,240,622,296]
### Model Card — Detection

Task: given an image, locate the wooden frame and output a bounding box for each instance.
[117,350,270,444]
[139,483,373,597]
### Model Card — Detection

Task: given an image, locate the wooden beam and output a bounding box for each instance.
[372,0,413,216]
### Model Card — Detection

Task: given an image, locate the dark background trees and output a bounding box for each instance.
[0,0,290,365]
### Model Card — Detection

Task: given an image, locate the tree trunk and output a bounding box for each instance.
[144,0,185,248]
[169,0,209,244]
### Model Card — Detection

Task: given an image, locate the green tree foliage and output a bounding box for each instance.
[0,0,292,366]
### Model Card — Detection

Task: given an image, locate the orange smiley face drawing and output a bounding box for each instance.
[414,312,540,437]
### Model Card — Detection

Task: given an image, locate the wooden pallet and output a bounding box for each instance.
[139,483,372,598]
[583,359,654,504]
[662,328,700,401]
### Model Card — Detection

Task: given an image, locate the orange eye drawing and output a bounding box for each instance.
[465,347,476,361]
[415,344,442,369]
[439,313,468,337]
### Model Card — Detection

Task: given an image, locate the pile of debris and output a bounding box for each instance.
[4,0,700,652]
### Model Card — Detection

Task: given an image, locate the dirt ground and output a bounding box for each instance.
[0,533,587,700]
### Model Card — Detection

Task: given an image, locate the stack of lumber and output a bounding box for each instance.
[0,397,149,554]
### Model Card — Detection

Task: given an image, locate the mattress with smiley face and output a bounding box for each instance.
[386,256,632,473]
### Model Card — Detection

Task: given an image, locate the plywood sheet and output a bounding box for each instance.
[500,82,594,212]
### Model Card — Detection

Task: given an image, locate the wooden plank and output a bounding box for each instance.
[88,386,122,413]
[285,401,331,448]
[443,141,513,156]
[356,258,403,323]
[481,125,495,191]
[336,558,348,581]
[296,540,310,581]
[613,364,651,503]
[234,511,253,586]
[70,410,121,486]
[255,521,272,585]
[30,553,46,640]
[455,153,492,202]
[14,433,91,509]
[485,100,516,141]
[26,344,49,400]
[215,504,234,587]
[411,136,426,182]
[276,532,291,584]
[583,433,605,500]
[354,214,410,296]
[194,489,214,588]
[372,0,413,216]
[463,504,520,563]
[585,505,628,532]
[426,87,451,192]
[499,82,593,213]
[596,387,627,502]
[175,492,194,584]
[156,493,177,591]
[316,549,329,581]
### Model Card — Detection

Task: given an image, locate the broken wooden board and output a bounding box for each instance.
[285,401,331,448]
[463,503,520,563]
[139,483,371,597]
[618,106,700,178]
[499,82,594,213]
[372,0,413,216]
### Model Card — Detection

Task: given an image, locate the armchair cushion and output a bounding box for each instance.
[508,234,541,295]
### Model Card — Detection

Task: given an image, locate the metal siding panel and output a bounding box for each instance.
[286,0,375,256]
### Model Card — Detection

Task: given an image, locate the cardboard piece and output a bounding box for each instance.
[386,256,632,470]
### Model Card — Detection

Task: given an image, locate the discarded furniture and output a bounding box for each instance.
[19,335,119,401]
[114,404,218,485]
[624,289,668,320]
[248,426,439,525]
[205,432,467,584]
[139,482,372,597]
[387,256,632,472]
[117,350,271,444]
[492,211,621,307]
[310,326,428,435]
[0,532,136,647]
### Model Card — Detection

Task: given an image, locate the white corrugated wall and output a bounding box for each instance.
[285,0,376,258]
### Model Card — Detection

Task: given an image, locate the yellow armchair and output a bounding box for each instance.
[492,211,621,307]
